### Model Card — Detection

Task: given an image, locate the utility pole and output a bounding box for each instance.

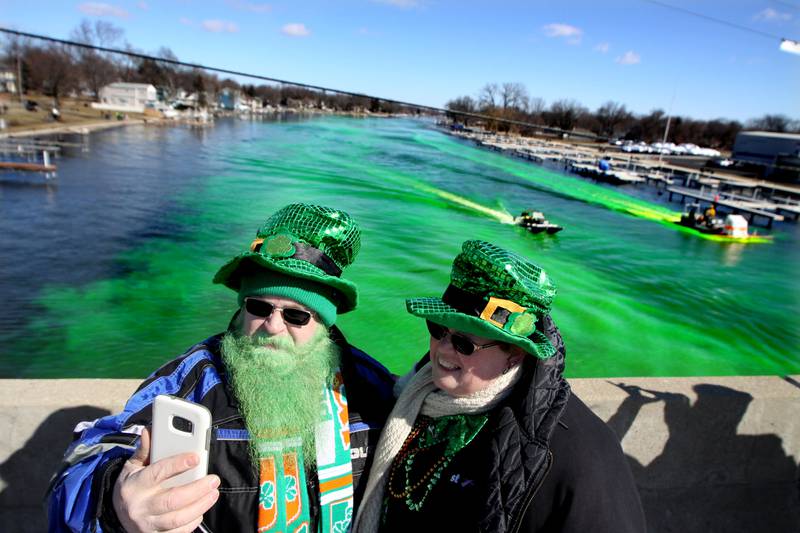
[17,52,23,103]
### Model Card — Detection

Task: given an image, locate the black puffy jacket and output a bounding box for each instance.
[380,316,645,533]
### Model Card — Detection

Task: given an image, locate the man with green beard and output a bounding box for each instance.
[48,204,396,533]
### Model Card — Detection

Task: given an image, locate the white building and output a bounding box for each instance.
[92,82,157,113]
[0,69,17,93]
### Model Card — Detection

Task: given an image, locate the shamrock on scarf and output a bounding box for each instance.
[260,481,276,510]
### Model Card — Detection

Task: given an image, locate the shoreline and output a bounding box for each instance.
[0,109,409,139]
[5,114,796,201]
[0,118,146,139]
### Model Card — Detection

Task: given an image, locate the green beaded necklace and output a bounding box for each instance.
[387,414,488,511]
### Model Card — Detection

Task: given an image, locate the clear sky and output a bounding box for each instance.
[2,0,799,122]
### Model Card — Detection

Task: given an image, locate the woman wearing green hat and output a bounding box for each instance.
[353,240,644,532]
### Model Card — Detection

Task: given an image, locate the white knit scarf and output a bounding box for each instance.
[352,361,522,533]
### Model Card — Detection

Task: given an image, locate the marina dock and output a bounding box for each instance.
[446,127,800,231]
[569,162,646,184]
[0,138,69,176]
[0,161,56,172]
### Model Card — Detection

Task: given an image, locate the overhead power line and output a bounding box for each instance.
[0,27,438,112]
[642,0,795,41]
[0,26,603,140]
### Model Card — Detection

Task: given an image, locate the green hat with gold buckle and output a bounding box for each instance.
[406,240,557,358]
[213,203,361,315]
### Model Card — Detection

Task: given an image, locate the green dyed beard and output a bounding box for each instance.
[221,327,339,471]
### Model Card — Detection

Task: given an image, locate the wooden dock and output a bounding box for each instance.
[570,163,645,184]
[0,141,60,174]
[0,161,57,172]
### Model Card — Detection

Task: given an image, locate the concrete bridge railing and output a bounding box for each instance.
[1,376,799,532]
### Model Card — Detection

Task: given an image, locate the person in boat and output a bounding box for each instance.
[687,203,705,225]
[598,156,612,172]
[47,203,395,532]
[704,203,717,225]
[517,210,546,225]
[353,240,644,533]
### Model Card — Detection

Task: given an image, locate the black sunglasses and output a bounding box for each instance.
[244,298,313,326]
[425,320,501,356]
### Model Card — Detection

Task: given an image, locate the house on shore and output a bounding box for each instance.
[0,68,18,94]
[91,82,157,113]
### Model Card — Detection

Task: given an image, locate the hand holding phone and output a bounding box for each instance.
[151,395,212,488]
[112,396,219,533]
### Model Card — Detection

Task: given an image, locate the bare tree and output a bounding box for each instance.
[114,42,143,82]
[477,83,499,110]
[637,109,667,142]
[445,95,477,125]
[446,95,477,113]
[70,19,123,99]
[500,82,529,111]
[25,44,77,105]
[544,99,587,132]
[188,74,204,107]
[521,96,546,126]
[148,47,181,99]
[594,101,632,138]
[746,114,797,133]
[526,96,545,115]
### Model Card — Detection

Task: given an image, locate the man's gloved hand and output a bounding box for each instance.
[112,428,220,533]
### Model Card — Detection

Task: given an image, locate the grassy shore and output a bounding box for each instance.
[0,93,148,138]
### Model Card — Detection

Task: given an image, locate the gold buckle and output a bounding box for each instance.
[250,238,264,252]
[479,297,526,328]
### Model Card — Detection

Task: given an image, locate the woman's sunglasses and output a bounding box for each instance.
[244,298,313,326]
[425,320,501,356]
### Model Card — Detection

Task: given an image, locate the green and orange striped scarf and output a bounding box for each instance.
[256,371,354,533]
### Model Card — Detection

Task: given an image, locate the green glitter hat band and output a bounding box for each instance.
[213,203,361,314]
[249,236,342,278]
[406,240,557,359]
[440,284,541,337]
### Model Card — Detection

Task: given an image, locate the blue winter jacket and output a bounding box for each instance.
[47,327,395,532]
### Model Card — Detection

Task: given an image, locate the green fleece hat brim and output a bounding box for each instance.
[238,269,338,327]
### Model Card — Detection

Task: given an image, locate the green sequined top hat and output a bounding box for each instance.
[406,240,557,359]
[213,203,361,314]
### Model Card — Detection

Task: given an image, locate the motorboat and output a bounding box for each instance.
[678,203,726,234]
[676,203,771,243]
[515,210,563,234]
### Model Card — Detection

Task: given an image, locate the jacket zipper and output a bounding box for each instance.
[509,449,553,533]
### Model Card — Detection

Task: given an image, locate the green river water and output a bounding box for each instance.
[3,117,798,378]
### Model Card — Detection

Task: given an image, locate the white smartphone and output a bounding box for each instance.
[151,395,212,488]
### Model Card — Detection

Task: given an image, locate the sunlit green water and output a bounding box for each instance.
[4,117,798,378]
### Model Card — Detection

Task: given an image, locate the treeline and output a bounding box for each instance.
[446,82,799,150]
[1,20,411,114]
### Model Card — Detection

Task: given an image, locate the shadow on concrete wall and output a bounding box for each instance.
[607,383,800,533]
[0,406,110,533]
